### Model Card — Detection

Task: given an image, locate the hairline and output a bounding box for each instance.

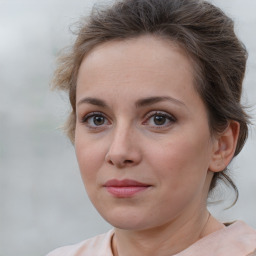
[72,33,214,135]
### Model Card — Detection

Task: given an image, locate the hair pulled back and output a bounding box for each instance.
[53,0,249,202]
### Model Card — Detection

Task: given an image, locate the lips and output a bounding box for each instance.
[103,179,151,198]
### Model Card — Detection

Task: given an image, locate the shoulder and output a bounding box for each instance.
[46,229,114,256]
[177,221,256,256]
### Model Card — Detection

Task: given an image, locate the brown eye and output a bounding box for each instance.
[153,115,167,125]
[82,112,110,128]
[93,116,105,126]
[143,111,176,128]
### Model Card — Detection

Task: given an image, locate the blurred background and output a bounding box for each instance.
[0,0,255,255]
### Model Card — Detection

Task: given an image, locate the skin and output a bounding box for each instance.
[74,35,239,256]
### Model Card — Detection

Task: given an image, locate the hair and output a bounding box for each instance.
[52,0,249,203]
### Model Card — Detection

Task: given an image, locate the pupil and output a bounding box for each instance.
[94,116,104,125]
[154,115,166,125]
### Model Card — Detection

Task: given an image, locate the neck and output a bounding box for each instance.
[112,210,224,256]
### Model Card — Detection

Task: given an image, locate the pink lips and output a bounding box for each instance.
[104,179,151,198]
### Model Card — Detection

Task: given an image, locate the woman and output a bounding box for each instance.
[47,0,256,255]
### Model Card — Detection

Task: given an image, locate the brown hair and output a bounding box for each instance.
[53,0,249,202]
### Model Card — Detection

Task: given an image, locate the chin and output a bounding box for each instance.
[98,207,153,230]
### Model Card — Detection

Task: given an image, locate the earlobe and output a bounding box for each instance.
[209,121,240,173]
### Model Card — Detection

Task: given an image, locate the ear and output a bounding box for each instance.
[209,121,240,173]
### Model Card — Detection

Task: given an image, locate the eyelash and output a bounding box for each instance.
[81,111,176,130]
[143,111,176,128]
[81,112,110,130]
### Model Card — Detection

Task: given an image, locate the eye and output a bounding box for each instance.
[143,111,176,128]
[82,112,110,128]
[153,115,168,126]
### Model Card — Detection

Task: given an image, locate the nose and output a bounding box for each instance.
[105,124,142,168]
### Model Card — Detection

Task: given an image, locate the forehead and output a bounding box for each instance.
[76,35,197,94]
[80,35,193,68]
[75,35,210,132]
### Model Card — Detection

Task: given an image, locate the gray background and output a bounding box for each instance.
[0,0,255,255]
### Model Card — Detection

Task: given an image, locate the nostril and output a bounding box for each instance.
[108,159,114,165]
[105,151,140,167]
[123,160,134,165]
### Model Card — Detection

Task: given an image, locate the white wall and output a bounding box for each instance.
[0,0,255,255]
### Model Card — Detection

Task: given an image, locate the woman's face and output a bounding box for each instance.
[75,36,217,230]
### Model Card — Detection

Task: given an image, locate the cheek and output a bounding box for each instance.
[148,131,212,187]
[75,132,105,186]
[145,134,212,216]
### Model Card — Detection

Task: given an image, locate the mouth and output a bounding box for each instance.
[103,179,151,198]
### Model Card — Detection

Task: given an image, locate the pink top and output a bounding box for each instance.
[47,221,256,256]
[46,229,114,256]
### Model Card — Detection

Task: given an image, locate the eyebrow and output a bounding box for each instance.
[77,96,186,108]
[77,97,107,108]
[135,96,186,108]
